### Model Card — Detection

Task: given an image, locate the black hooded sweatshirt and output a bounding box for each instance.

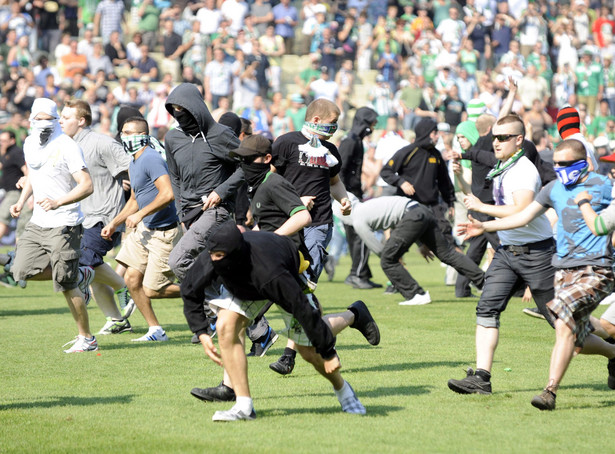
[164,83,242,219]
[380,119,455,207]
[338,107,378,198]
[181,225,336,360]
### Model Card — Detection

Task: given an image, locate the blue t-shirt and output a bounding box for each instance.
[130,147,178,229]
[535,172,614,268]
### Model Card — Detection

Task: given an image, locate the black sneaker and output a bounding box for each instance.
[269,354,295,375]
[522,307,546,320]
[348,300,380,346]
[608,358,615,390]
[531,388,556,410]
[191,382,236,402]
[448,368,492,395]
[247,327,279,357]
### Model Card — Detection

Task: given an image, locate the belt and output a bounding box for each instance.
[502,238,553,255]
[150,222,179,232]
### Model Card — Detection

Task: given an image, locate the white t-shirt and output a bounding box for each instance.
[24,132,87,228]
[310,79,339,103]
[375,132,409,187]
[493,155,552,245]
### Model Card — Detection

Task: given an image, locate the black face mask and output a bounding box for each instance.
[241,161,270,193]
[208,221,252,277]
[40,128,54,145]
[174,109,201,135]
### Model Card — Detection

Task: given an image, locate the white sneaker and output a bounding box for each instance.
[63,335,98,353]
[212,404,257,421]
[98,317,133,335]
[78,266,95,306]
[115,287,136,318]
[132,327,168,342]
[399,291,432,306]
[601,293,615,306]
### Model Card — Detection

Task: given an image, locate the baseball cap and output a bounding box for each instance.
[229,134,272,159]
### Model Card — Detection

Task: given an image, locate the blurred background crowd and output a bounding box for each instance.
[0,0,614,166]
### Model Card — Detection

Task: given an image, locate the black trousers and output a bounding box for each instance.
[380,204,485,300]
[343,224,372,280]
[455,210,500,297]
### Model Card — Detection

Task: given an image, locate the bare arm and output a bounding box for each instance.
[498,76,517,119]
[574,191,614,236]
[458,200,547,239]
[274,209,312,236]
[124,174,175,228]
[329,174,351,215]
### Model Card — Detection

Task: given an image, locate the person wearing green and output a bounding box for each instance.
[286,94,307,131]
[575,49,603,116]
[137,0,160,51]
[588,100,615,140]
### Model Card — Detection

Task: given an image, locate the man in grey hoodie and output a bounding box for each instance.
[164,83,242,281]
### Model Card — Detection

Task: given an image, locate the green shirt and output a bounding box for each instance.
[78,0,98,25]
[575,62,604,96]
[588,115,615,138]
[286,106,307,131]
[138,5,160,33]
[421,54,438,84]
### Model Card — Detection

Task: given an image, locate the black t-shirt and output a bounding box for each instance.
[0,145,25,191]
[250,171,306,248]
[163,32,183,57]
[272,131,342,226]
[440,97,465,128]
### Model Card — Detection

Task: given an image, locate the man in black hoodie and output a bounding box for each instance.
[164,83,242,284]
[337,107,381,289]
[380,118,456,241]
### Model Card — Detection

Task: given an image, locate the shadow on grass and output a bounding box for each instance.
[345,360,466,373]
[0,394,135,411]
[0,307,69,317]
[258,404,404,418]
[360,384,431,398]
[100,338,191,350]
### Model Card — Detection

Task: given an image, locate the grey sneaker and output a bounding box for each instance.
[98,317,133,335]
[212,404,256,421]
[448,368,492,395]
[531,388,556,410]
[116,287,135,318]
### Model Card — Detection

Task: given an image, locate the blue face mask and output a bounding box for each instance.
[555,160,589,186]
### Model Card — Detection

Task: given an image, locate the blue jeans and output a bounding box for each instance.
[304,223,333,283]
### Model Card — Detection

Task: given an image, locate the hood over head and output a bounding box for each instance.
[351,107,378,139]
[206,221,251,277]
[219,112,242,138]
[165,83,215,135]
[413,118,438,145]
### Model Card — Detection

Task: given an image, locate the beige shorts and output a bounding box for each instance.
[115,221,181,291]
[208,286,315,347]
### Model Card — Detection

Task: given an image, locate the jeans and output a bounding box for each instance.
[304,223,333,283]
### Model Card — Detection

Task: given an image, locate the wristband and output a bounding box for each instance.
[577,198,591,208]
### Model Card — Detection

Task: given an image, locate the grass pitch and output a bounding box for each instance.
[2,250,614,453]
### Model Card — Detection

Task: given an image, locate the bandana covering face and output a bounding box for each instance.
[555,160,589,186]
[174,109,201,135]
[300,122,339,167]
[121,134,150,155]
[30,119,57,146]
[241,161,270,193]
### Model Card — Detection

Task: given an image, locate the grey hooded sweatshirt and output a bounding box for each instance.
[164,83,242,220]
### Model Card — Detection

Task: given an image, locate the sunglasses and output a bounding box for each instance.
[492,134,520,143]
[553,159,582,167]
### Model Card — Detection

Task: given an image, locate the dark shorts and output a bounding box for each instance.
[80,222,121,268]
[476,240,556,329]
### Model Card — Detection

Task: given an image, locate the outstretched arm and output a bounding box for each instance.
[575,191,615,236]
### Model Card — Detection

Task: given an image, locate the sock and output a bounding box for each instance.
[334,381,352,401]
[475,368,491,382]
[235,396,253,413]
[148,325,162,333]
[283,347,296,358]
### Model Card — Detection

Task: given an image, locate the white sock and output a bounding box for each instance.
[334,381,351,401]
[148,325,163,333]
[235,396,253,413]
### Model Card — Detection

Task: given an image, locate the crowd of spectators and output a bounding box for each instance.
[0,0,614,155]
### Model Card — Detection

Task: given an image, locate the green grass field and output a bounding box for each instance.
[2,250,614,453]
